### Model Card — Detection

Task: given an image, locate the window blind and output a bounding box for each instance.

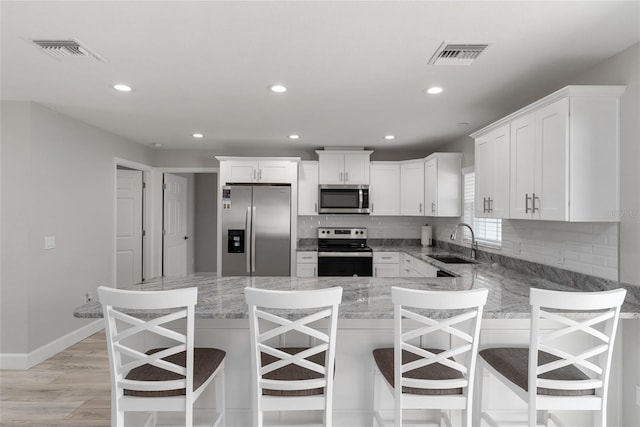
[463,171,502,245]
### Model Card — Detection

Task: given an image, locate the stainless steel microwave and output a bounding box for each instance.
[318,185,370,214]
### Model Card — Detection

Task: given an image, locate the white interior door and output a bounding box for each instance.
[116,169,143,287]
[163,173,188,277]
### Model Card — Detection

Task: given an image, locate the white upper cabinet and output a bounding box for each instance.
[400,161,424,216]
[298,161,319,215]
[258,160,293,183]
[475,85,625,222]
[510,113,536,219]
[475,125,511,219]
[316,150,372,185]
[424,153,462,217]
[510,100,569,221]
[370,162,400,216]
[217,157,299,185]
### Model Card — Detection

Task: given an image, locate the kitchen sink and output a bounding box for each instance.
[428,255,476,264]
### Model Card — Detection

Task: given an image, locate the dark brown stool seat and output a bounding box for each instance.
[479,347,595,396]
[373,348,464,395]
[124,347,226,397]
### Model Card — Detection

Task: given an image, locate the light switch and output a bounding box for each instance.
[44,236,55,249]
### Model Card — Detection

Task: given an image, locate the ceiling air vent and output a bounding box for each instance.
[31,39,104,61]
[428,42,490,66]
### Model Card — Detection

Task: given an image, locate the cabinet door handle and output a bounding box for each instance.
[313,266,316,277]
[371,203,374,213]
[345,172,349,182]
[374,267,378,277]
[419,203,423,213]
[483,197,487,213]
[253,169,257,180]
[488,197,494,213]
[258,169,262,181]
[382,256,392,260]
[432,202,436,214]
[532,193,539,213]
[315,202,318,213]
[339,172,343,182]
[525,193,531,213]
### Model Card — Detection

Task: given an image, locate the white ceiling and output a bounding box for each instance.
[2,1,639,154]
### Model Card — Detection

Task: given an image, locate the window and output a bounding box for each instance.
[463,170,502,247]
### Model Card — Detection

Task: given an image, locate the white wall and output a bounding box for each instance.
[1,101,152,354]
[1,102,31,353]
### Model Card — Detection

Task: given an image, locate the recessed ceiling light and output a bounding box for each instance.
[269,84,287,93]
[192,133,204,139]
[113,84,132,92]
[384,135,395,140]
[425,86,444,95]
[151,143,163,147]
[456,122,470,127]
[289,134,300,140]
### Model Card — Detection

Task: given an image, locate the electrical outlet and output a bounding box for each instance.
[84,292,94,304]
[44,236,55,249]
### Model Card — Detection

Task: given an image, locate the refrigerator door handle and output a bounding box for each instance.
[251,206,257,273]
[245,206,251,273]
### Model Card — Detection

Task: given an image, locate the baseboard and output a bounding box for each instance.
[0,319,103,370]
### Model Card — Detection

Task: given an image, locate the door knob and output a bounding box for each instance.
[184,236,189,240]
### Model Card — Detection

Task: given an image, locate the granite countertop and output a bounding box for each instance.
[74,246,640,320]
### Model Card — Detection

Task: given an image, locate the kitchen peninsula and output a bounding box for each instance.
[74,248,640,426]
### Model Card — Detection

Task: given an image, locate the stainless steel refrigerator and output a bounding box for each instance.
[222,185,291,276]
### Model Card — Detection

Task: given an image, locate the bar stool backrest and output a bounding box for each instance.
[392,287,489,399]
[245,286,343,427]
[528,288,626,405]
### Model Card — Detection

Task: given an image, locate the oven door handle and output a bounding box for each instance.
[318,252,373,258]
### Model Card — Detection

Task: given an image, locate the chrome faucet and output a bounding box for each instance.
[450,223,478,260]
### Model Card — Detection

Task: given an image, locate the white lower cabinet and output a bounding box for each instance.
[401,253,437,277]
[296,251,317,277]
[373,252,400,277]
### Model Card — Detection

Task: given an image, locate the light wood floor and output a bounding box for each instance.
[0,331,111,426]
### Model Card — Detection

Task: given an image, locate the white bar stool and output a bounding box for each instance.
[98,286,226,427]
[245,286,343,427]
[476,287,626,427]
[372,286,489,427]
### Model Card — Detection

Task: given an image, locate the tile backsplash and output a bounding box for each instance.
[297,216,429,239]
[429,217,619,281]
[298,215,619,281]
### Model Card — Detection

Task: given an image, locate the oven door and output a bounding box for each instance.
[317,252,373,277]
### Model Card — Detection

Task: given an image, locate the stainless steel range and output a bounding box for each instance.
[317,227,373,277]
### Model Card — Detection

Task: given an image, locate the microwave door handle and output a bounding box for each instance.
[359,189,363,209]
